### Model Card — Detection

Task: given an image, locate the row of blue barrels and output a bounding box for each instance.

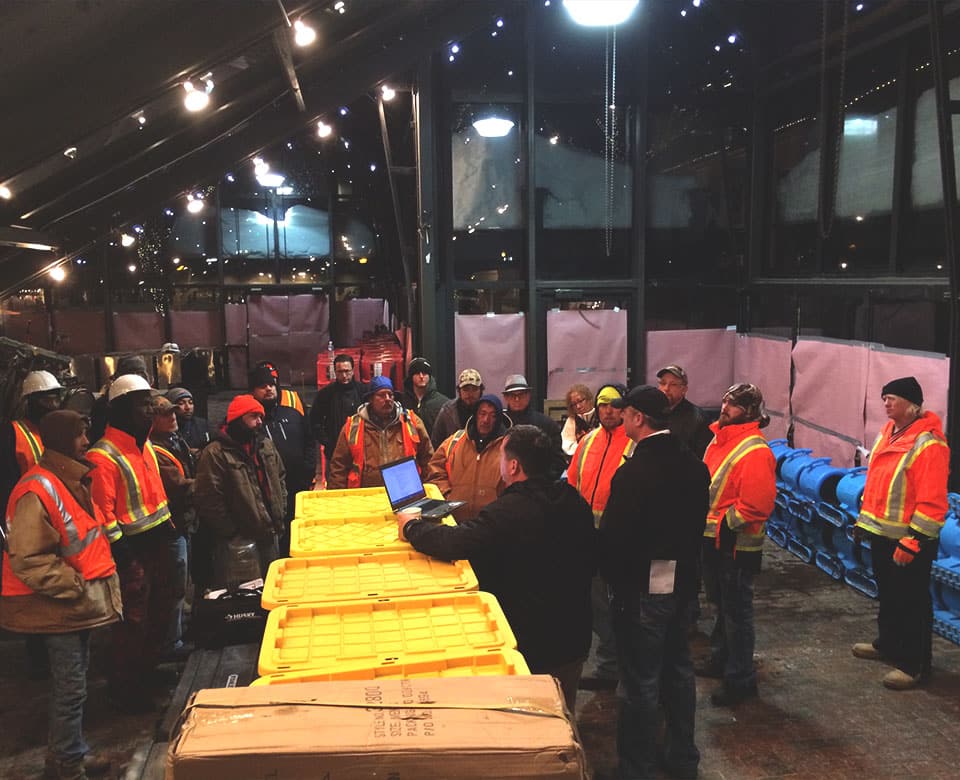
[766,440,960,645]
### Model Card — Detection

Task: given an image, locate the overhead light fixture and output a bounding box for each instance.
[380,84,396,101]
[563,0,639,26]
[64,146,78,159]
[317,120,333,138]
[183,75,214,112]
[133,111,147,127]
[0,225,58,251]
[257,172,286,188]
[293,18,316,46]
[49,266,66,282]
[186,193,205,214]
[334,0,345,13]
[473,116,515,138]
[0,185,11,200]
[120,233,136,248]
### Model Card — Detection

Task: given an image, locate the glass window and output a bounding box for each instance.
[454,286,523,315]
[645,286,737,330]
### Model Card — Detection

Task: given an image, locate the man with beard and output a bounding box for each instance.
[194,394,287,584]
[165,386,211,453]
[327,376,433,489]
[430,369,484,448]
[248,366,315,551]
[1,410,122,780]
[426,393,510,520]
[399,357,450,437]
[87,374,176,714]
[310,354,366,481]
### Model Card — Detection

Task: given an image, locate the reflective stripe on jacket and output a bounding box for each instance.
[345,410,421,489]
[88,427,172,540]
[279,388,304,415]
[856,412,949,540]
[2,466,116,596]
[703,420,776,555]
[12,420,43,475]
[567,424,634,525]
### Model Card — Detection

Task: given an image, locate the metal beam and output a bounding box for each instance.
[272,27,306,113]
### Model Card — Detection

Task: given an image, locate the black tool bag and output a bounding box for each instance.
[188,589,268,649]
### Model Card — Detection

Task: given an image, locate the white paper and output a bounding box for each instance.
[649,560,676,595]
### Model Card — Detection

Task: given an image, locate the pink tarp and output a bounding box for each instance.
[545,309,627,401]
[645,329,734,407]
[791,338,869,443]
[113,311,164,351]
[793,419,858,468]
[334,298,388,346]
[864,345,949,443]
[170,310,221,348]
[1,308,51,349]
[224,304,247,345]
[734,334,792,441]
[51,310,105,355]
[248,294,329,388]
[454,313,526,399]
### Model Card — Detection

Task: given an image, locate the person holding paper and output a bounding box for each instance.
[599,385,710,780]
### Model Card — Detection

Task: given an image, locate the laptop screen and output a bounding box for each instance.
[380,457,427,510]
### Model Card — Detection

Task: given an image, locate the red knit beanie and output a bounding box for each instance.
[226,394,265,423]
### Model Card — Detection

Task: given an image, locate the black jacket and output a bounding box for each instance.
[667,398,713,458]
[507,407,566,480]
[399,376,450,436]
[600,432,709,597]
[404,477,596,670]
[177,415,212,451]
[263,402,316,504]
[310,379,366,460]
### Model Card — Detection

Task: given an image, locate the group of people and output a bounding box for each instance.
[0,349,950,780]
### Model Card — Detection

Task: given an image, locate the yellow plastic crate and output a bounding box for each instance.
[290,484,450,558]
[258,591,517,676]
[250,648,530,685]
[261,551,479,610]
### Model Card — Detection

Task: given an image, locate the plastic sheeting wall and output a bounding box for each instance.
[53,310,106,355]
[646,328,735,407]
[545,309,627,401]
[247,294,329,390]
[113,311,164,352]
[454,313,526,399]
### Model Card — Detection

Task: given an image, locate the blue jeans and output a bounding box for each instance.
[44,630,91,762]
[165,535,189,652]
[611,591,699,780]
[592,574,619,679]
[703,551,756,691]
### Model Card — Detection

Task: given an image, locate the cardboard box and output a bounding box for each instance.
[167,675,586,779]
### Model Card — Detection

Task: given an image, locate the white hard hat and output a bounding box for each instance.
[108,373,152,402]
[21,370,62,398]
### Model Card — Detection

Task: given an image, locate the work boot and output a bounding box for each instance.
[710,682,758,707]
[82,752,113,777]
[882,668,922,690]
[42,756,87,780]
[851,642,882,661]
[693,659,724,679]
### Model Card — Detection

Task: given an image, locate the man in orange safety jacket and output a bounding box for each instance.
[852,376,949,691]
[327,376,433,489]
[699,383,776,707]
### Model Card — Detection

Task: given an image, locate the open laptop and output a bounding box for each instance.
[380,456,466,521]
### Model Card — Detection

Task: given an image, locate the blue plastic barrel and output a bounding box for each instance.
[940,515,960,561]
[836,467,868,513]
[845,567,879,598]
[815,550,844,580]
[780,452,819,492]
[797,460,847,505]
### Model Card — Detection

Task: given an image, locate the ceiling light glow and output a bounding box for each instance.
[120,233,135,248]
[293,19,316,47]
[183,77,214,112]
[49,266,66,282]
[317,121,333,138]
[562,0,639,26]
[473,116,515,138]
[0,186,12,200]
[380,84,396,101]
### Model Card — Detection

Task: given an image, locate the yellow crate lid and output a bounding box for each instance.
[258,591,517,676]
[290,484,449,558]
[250,648,530,685]
[295,487,391,524]
[261,551,479,610]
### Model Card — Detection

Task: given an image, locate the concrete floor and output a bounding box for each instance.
[1,544,959,778]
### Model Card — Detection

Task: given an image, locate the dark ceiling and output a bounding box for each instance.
[0,0,499,294]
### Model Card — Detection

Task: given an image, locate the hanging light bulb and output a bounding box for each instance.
[0,185,11,200]
[186,193,205,214]
[380,84,396,101]
[472,115,515,138]
[120,233,136,248]
[183,75,214,112]
[49,266,66,282]
[293,18,316,47]
[317,120,333,138]
[563,0,639,26]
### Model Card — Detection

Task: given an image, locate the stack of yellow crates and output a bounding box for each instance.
[253,485,530,685]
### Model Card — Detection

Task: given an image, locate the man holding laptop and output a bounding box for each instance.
[399,425,596,711]
[327,376,434,489]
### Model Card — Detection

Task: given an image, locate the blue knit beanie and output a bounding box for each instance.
[365,375,394,398]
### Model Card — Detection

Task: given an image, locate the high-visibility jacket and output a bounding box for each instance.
[279,388,304,416]
[856,412,949,540]
[344,408,422,488]
[12,420,43,475]
[424,427,505,519]
[88,426,172,541]
[703,420,776,557]
[567,424,634,525]
[2,465,116,596]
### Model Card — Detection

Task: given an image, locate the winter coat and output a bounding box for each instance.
[404,477,596,670]
[666,398,713,458]
[0,450,122,634]
[399,376,450,435]
[327,401,433,489]
[431,398,475,448]
[194,430,287,543]
[310,379,366,460]
[425,412,509,520]
[263,402,316,499]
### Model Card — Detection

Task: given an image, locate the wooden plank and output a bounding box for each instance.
[212,644,259,688]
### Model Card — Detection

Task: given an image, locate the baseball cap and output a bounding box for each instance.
[153,396,177,415]
[656,365,688,384]
[457,369,483,388]
[611,385,670,417]
[503,374,532,394]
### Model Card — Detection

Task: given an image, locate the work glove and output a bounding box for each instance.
[892,536,921,567]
